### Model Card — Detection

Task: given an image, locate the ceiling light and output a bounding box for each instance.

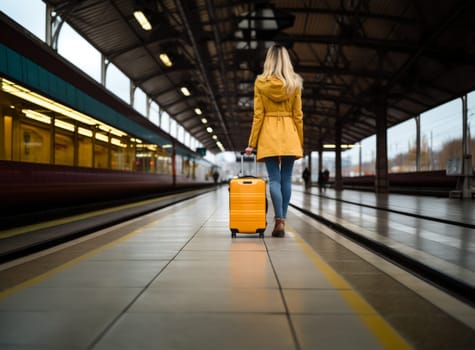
[206,127,213,133]
[201,118,207,124]
[194,108,202,115]
[133,10,152,31]
[212,135,217,140]
[180,87,191,96]
[159,53,172,67]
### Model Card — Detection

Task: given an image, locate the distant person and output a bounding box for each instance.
[212,169,220,184]
[302,167,311,189]
[245,45,304,238]
[318,169,330,192]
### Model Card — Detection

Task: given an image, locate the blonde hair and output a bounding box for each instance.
[259,45,303,94]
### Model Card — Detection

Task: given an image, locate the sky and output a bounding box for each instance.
[1,0,474,166]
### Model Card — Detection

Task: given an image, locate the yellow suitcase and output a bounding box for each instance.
[229,153,267,238]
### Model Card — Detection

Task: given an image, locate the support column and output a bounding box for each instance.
[130,83,136,108]
[461,94,473,198]
[358,141,362,176]
[415,115,421,171]
[146,97,151,120]
[101,54,109,87]
[45,4,64,51]
[334,122,343,191]
[318,149,323,176]
[308,152,313,185]
[375,95,389,193]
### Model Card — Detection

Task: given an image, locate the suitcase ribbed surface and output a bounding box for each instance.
[229,178,266,233]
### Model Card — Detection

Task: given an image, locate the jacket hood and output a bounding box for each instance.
[255,76,291,102]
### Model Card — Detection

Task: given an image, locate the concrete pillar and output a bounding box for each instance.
[375,95,389,193]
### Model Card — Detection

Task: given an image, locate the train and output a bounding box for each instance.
[0,13,216,217]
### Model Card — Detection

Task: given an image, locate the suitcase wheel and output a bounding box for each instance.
[231,229,237,239]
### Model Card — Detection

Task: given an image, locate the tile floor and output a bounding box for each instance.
[1,188,473,349]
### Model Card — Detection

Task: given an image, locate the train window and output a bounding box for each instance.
[94,142,109,168]
[78,134,93,167]
[20,124,50,164]
[156,155,171,174]
[54,132,74,166]
[111,142,131,170]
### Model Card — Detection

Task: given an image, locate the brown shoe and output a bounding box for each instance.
[272,218,285,237]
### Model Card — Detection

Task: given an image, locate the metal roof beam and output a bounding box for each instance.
[175,0,234,150]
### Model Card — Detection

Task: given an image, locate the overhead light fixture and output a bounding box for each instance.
[162,144,173,148]
[194,108,202,115]
[95,133,109,142]
[159,53,172,67]
[206,127,213,133]
[78,127,93,137]
[111,138,127,148]
[2,78,126,137]
[133,10,152,31]
[212,135,218,140]
[180,87,191,96]
[23,109,51,124]
[55,119,75,132]
[201,118,207,124]
[323,144,355,149]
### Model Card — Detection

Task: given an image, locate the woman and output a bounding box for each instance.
[245,45,304,237]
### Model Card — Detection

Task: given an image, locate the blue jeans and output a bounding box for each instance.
[264,156,295,219]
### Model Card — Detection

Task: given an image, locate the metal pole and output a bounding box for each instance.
[461,94,473,198]
[415,115,421,171]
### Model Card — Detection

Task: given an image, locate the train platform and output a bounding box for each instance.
[0,187,475,349]
[290,186,475,297]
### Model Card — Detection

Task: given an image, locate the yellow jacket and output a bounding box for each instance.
[248,76,303,161]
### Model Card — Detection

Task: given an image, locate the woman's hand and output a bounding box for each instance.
[245,147,254,155]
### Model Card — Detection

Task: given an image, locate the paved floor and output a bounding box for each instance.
[291,186,475,289]
[0,187,474,349]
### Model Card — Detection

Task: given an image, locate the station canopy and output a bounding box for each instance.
[44,0,475,154]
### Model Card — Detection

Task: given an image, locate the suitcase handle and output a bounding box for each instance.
[239,151,258,177]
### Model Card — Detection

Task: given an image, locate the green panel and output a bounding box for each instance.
[0,44,190,152]
[37,64,48,93]
[4,48,23,82]
[0,46,6,74]
[0,44,171,147]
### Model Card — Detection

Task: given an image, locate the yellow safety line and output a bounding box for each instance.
[0,220,159,300]
[290,227,413,350]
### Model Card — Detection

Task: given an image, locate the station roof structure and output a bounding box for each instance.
[43,0,475,154]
